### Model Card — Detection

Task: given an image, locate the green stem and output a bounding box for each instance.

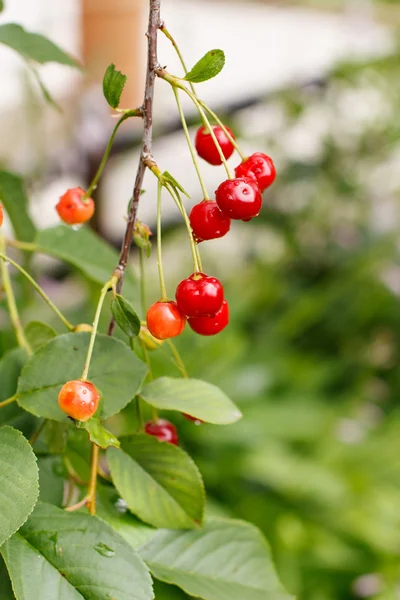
[85,110,141,199]
[165,183,202,273]
[6,239,37,252]
[159,25,196,95]
[0,237,32,354]
[198,99,246,161]
[29,419,47,445]
[136,396,144,432]
[0,394,17,409]
[80,277,116,381]
[173,87,209,199]
[156,181,168,300]
[166,339,188,378]
[139,247,147,316]
[0,252,74,331]
[87,443,99,516]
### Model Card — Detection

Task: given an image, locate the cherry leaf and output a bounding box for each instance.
[103,63,127,109]
[184,49,225,83]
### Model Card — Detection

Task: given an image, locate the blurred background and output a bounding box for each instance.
[1,0,400,599]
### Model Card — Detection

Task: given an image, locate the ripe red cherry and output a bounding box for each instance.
[56,187,95,225]
[145,419,179,445]
[234,153,276,192]
[176,273,224,318]
[188,299,229,336]
[146,300,186,340]
[0,203,3,227]
[215,177,262,221]
[189,200,231,242]
[195,125,235,166]
[58,380,100,422]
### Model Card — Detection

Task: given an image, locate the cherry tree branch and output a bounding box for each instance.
[108,0,161,334]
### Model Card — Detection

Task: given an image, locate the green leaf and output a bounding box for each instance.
[0,348,28,425]
[2,503,154,600]
[38,456,65,505]
[184,49,225,83]
[0,24,81,67]
[35,225,137,300]
[0,1,4,14]
[111,294,141,338]
[107,435,205,529]
[0,555,15,600]
[0,426,39,546]
[139,518,293,600]
[103,63,127,109]
[96,486,155,550]
[17,332,148,422]
[27,63,63,111]
[162,172,190,198]
[76,417,120,449]
[0,171,36,242]
[24,321,57,351]
[140,377,242,424]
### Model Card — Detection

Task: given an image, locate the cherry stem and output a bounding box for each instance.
[0,236,32,355]
[65,496,89,512]
[159,25,246,162]
[80,276,117,381]
[166,339,188,378]
[85,109,142,199]
[139,247,147,316]
[6,239,37,252]
[0,251,74,332]
[87,443,100,516]
[156,181,168,300]
[173,87,210,200]
[0,394,17,409]
[164,182,202,273]
[29,419,47,445]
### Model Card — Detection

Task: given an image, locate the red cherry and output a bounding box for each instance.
[58,380,100,422]
[145,419,179,445]
[234,153,276,192]
[195,125,235,166]
[183,413,204,425]
[188,299,229,336]
[176,273,224,318]
[56,187,95,225]
[146,300,186,340]
[0,203,3,227]
[215,177,262,221]
[189,200,231,242]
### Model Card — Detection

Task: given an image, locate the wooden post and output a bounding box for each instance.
[82,0,146,107]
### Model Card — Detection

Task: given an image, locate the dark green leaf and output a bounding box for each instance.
[0,426,39,546]
[44,421,68,454]
[77,417,120,449]
[140,377,242,424]
[0,24,81,67]
[25,321,57,351]
[139,518,293,600]
[0,171,36,242]
[162,172,190,198]
[0,348,28,425]
[96,486,155,550]
[2,503,154,600]
[184,49,225,83]
[17,332,148,422]
[107,435,205,529]
[38,456,65,505]
[103,63,127,109]
[0,555,15,600]
[35,225,138,301]
[111,294,141,338]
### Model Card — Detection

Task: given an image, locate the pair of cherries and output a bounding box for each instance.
[190,125,276,241]
[146,272,228,340]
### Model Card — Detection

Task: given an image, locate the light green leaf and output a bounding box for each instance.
[103,63,127,109]
[111,294,141,338]
[162,172,190,198]
[0,24,81,67]
[17,332,148,422]
[0,555,15,600]
[0,171,36,242]
[2,503,154,600]
[24,321,57,352]
[139,518,293,600]
[0,348,28,425]
[96,486,155,550]
[140,377,242,424]
[76,417,120,449]
[107,435,205,529]
[35,225,137,300]
[184,49,225,83]
[0,426,39,546]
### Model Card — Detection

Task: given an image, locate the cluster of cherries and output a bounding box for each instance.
[145,124,276,342]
